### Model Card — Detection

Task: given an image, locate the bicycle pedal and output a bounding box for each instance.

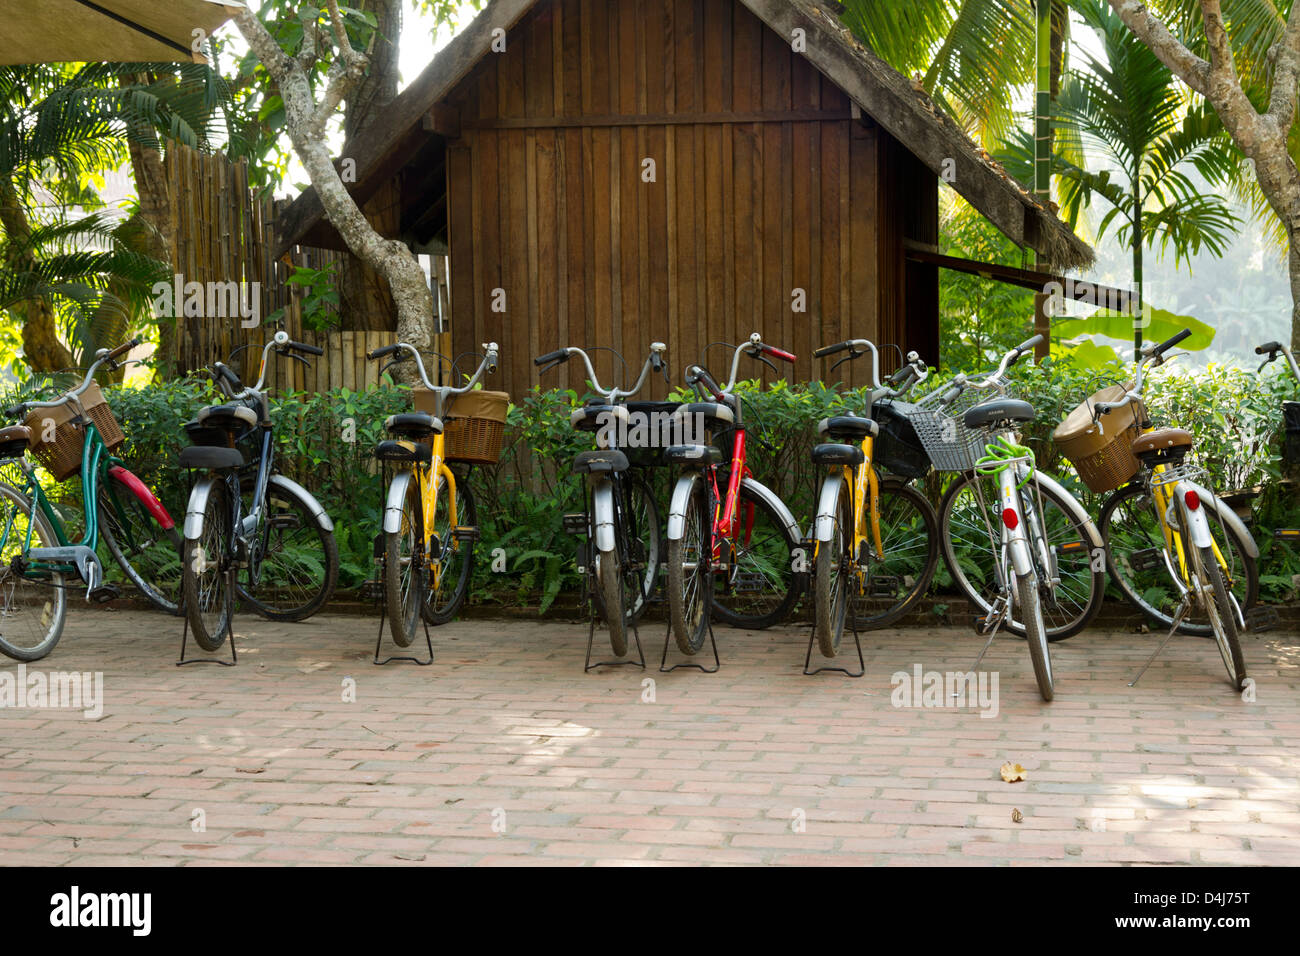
[562,513,587,536]
[731,571,766,593]
[452,526,480,543]
[1274,528,1300,547]
[971,614,995,636]
[575,540,589,574]
[360,579,384,602]
[867,574,900,598]
[1245,606,1280,634]
[87,584,121,605]
[1130,547,1165,572]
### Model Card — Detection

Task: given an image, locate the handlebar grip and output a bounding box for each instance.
[106,337,141,361]
[3,404,27,419]
[814,341,851,359]
[693,366,723,396]
[889,365,915,386]
[1094,402,1117,417]
[535,349,568,367]
[1014,334,1044,355]
[1255,341,1283,355]
[213,364,240,388]
[762,344,797,363]
[940,385,964,405]
[367,344,399,361]
[289,341,324,356]
[1154,328,1192,355]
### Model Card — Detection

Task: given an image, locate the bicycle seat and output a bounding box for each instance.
[663,444,724,465]
[178,445,245,471]
[374,439,433,465]
[963,398,1036,429]
[811,443,865,466]
[673,402,735,428]
[571,404,628,433]
[817,415,878,441]
[385,412,442,438]
[197,403,259,431]
[0,425,31,459]
[1131,427,1193,461]
[573,449,630,474]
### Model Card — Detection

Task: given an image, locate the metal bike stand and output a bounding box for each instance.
[584,614,645,672]
[803,618,865,678]
[176,569,238,667]
[368,560,434,666]
[659,621,720,673]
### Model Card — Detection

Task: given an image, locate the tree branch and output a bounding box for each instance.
[1267,4,1300,126]
[1201,0,1239,87]
[1105,1,1212,96]
[295,6,319,71]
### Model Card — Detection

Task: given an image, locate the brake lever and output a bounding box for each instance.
[283,352,310,368]
[379,359,401,379]
[830,349,863,375]
[754,352,779,375]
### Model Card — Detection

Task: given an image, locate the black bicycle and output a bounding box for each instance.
[178,331,340,651]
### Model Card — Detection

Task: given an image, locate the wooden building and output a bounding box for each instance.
[277,0,1092,396]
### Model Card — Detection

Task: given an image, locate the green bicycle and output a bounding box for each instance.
[0,339,182,661]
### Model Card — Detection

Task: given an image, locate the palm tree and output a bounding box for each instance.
[999,0,1240,358]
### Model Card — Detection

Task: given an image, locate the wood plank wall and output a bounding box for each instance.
[443,0,939,399]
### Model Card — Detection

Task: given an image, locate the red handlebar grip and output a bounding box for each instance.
[763,345,797,363]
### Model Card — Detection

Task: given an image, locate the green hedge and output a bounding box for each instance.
[57,358,1300,609]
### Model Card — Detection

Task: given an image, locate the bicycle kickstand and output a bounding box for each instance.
[1128,600,1189,687]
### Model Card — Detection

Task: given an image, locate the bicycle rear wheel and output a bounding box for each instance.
[1099,483,1258,637]
[850,479,940,629]
[97,467,182,615]
[710,478,799,630]
[239,481,339,622]
[180,480,233,652]
[423,478,475,625]
[0,483,66,661]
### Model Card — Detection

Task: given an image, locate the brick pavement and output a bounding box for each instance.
[0,608,1296,866]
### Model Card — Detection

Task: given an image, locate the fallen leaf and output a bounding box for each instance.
[1000,762,1028,783]
[236,766,266,774]
[234,829,264,838]
[1011,808,1023,823]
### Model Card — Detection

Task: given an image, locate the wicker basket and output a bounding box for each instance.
[415,388,510,465]
[1053,384,1143,493]
[23,383,125,482]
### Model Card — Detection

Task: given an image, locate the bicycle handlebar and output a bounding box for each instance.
[370,340,500,395]
[1256,340,1300,381]
[537,343,666,401]
[18,337,141,413]
[1091,327,1196,421]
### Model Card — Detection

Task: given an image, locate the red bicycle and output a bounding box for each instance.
[664,333,802,653]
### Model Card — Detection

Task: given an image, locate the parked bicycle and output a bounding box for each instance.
[932,339,1106,648]
[1091,329,1258,689]
[178,331,339,652]
[664,333,804,655]
[367,341,500,649]
[1256,339,1300,549]
[0,339,181,661]
[806,339,939,658]
[536,342,667,659]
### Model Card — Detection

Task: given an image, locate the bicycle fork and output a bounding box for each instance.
[968,465,1036,671]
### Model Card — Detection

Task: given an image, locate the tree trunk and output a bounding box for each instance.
[0,177,75,374]
[127,133,177,377]
[1133,185,1144,362]
[339,0,401,333]
[1290,227,1300,354]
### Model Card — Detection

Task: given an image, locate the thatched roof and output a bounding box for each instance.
[276,0,1093,270]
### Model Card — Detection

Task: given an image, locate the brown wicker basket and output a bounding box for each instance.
[1052,383,1143,493]
[414,388,510,465]
[23,382,125,482]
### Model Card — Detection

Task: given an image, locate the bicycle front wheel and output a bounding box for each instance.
[97,467,182,615]
[422,478,475,626]
[384,473,425,648]
[850,479,940,630]
[1017,571,1054,701]
[239,481,339,622]
[940,471,1103,641]
[1099,482,1258,637]
[180,480,233,652]
[710,479,799,630]
[667,473,713,655]
[0,483,66,661]
[1196,545,1247,689]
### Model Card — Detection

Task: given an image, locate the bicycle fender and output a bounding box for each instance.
[591,480,617,553]
[268,474,335,533]
[382,470,415,535]
[1182,480,1260,559]
[666,474,698,541]
[1019,466,1104,550]
[741,476,802,542]
[813,472,846,542]
[107,465,175,530]
[182,477,220,541]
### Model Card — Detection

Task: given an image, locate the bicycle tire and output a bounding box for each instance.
[384,474,425,648]
[237,481,338,622]
[96,468,182,615]
[813,476,852,658]
[710,479,800,630]
[422,479,476,626]
[849,479,940,630]
[1099,482,1259,637]
[1017,571,1054,701]
[181,480,232,652]
[1198,545,1248,690]
[0,483,67,661]
[596,545,629,657]
[667,474,712,655]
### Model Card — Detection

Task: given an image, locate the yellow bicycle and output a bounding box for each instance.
[367,341,500,648]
